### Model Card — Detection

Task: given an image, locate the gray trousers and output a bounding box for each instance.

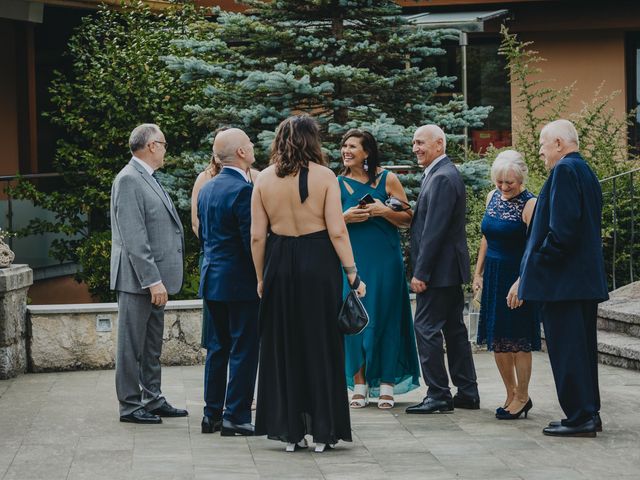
[414,285,479,401]
[116,291,166,415]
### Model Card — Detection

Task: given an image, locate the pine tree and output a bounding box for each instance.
[164,0,492,197]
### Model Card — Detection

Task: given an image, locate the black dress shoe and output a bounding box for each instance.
[548,413,602,432]
[149,402,188,418]
[405,397,454,414]
[201,416,222,434]
[453,393,480,410]
[221,419,255,436]
[120,408,162,424]
[542,418,597,437]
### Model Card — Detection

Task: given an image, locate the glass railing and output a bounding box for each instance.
[0,173,84,278]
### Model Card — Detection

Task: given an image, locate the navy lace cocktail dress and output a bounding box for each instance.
[477,189,541,352]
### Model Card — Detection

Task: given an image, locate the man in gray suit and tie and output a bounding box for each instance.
[406,125,479,415]
[110,123,188,424]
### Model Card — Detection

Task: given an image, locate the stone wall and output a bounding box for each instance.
[27,300,205,372]
[0,265,33,379]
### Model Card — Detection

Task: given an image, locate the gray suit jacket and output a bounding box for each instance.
[110,159,184,295]
[410,156,470,287]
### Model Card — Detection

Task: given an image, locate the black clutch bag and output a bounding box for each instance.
[338,275,369,335]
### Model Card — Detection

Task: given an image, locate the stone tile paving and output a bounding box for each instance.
[0,352,639,479]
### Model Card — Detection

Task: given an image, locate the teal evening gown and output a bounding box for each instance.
[338,170,420,397]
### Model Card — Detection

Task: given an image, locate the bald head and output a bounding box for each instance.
[415,125,446,147]
[413,124,447,168]
[539,119,580,170]
[213,128,255,169]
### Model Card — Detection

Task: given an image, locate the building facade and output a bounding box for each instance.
[2,0,639,302]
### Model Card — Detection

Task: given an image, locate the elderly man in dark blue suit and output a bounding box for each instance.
[198,128,259,436]
[508,119,608,437]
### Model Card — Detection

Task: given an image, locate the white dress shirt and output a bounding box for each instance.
[223,165,250,182]
[132,156,155,175]
[422,153,447,180]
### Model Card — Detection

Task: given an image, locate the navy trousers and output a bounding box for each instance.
[542,300,600,426]
[204,299,259,425]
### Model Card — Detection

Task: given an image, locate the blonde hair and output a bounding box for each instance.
[491,150,528,184]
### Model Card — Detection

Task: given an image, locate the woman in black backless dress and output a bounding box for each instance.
[251,115,366,453]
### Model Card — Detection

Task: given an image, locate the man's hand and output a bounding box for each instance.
[149,282,169,306]
[506,278,523,309]
[410,276,427,293]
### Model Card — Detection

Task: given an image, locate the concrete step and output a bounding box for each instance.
[598,330,640,371]
[597,281,640,338]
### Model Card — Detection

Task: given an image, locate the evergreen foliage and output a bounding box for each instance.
[164,0,492,180]
[10,1,207,300]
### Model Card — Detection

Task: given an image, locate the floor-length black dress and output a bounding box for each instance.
[255,168,352,445]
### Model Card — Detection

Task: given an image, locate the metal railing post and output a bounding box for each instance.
[599,166,640,289]
[611,177,617,291]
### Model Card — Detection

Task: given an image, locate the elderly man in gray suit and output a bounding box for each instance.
[406,125,479,415]
[110,123,188,424]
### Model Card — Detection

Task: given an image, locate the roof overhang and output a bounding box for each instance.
[0,0,176,22]
[0,0,44,23]
[404,9,510,32]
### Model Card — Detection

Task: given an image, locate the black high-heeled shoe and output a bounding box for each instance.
[496,398,532,420]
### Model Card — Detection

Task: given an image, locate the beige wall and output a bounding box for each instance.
[511,30,627,133]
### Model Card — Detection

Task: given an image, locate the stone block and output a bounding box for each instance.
[0,287,29,346]
[0,342,27,379]
[0,264,33,292]
[28,300,205,372]
[0,264,33,379]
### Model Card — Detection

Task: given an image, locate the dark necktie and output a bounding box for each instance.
[152,172,171,203]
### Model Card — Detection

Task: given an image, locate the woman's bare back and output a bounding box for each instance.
[256,162,335,236]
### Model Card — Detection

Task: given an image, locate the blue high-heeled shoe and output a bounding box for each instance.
[496,398,532,420]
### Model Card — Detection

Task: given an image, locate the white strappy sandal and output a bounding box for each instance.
[314,442,335,453]
[285,438,308,452]
[349,384,369,409]
[377,384,395,409]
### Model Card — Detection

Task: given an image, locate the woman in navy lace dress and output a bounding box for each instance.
[473,150,539,420]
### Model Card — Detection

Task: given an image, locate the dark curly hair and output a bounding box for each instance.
[270,115,326,177]
[339,129,381,185]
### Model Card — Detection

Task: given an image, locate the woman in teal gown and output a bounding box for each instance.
[338,129,420,409]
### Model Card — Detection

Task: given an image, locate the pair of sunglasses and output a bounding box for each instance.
[384,196,412,212]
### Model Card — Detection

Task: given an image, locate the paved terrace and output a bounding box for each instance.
[1,352,639,480]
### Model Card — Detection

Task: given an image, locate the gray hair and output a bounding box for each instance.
[491,149,528,184]
[540,119,580,148]
[129,123,161,153]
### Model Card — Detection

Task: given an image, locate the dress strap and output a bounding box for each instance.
[299,166,309,203]
[377,169,389,192]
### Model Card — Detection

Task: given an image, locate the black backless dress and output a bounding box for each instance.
[254,167,352,445]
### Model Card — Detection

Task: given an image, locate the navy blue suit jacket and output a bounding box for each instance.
[410,157,470,287]
[198,168,258,302]
[518,152,608,302]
